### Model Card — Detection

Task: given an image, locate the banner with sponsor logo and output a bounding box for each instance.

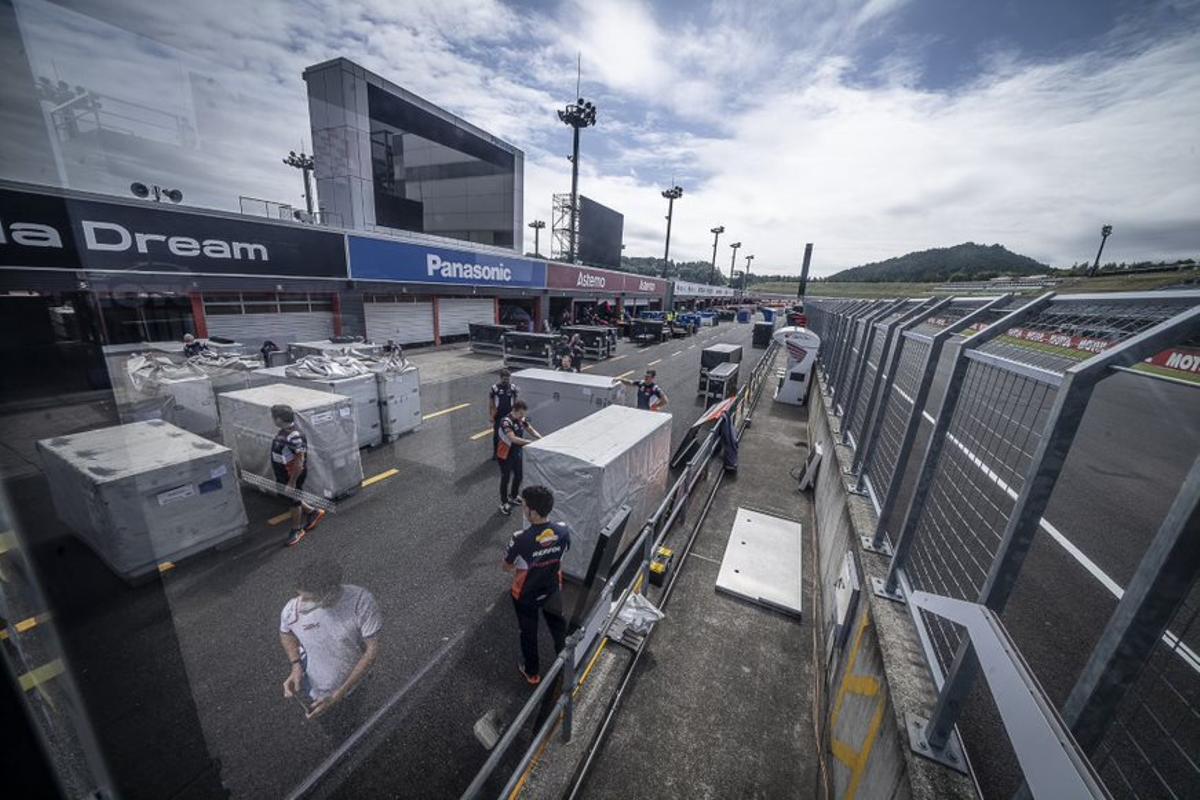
[673,279,735,298]
[546,263,666,295]
[349,235,545,288]
[0,186,347,278]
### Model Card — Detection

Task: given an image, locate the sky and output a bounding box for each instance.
[7,0,1200,277]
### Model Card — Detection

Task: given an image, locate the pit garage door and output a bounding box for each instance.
[365,299,435,345]
[438,298,494,337]
[206,312,334,345]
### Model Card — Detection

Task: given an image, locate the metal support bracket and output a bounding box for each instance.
[871,575,905,603]
[860,535,893,556]
[906,713,967,773]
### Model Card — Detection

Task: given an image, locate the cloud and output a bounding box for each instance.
[12,0,1199,277]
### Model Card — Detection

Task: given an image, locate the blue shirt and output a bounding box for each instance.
[504,521,572,601]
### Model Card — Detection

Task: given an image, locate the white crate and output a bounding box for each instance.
[375,367,422,440]
[524,406,672,580]
[511,368,625,435]
[218,383,363,500]
[253,366,383,448]
[37,420,248,580]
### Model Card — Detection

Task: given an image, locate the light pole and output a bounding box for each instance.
[709,226,725,284]
[1086,224,1114,277]
[660,185,683,277]
[558,97,597,262]
[528,220,546,257]
[729,241,742,289]
[743,254,755,291]
[283,150,315,216]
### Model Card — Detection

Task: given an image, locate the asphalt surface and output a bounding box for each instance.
[2,320,760,799]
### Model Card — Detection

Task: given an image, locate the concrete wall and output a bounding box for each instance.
[809,378,976,800]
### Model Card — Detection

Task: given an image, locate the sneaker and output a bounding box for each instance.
[509,495,523,506]
[303,508,327,532]
[285,529,306,547]
[499,503,512,516]
[518,663,541,686]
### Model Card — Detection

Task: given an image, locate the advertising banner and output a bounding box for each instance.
[0,186,347,279]
[350,235,545,288]
[546,263,666,295]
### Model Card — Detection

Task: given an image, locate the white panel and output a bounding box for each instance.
[364,301,434,345]
[206,312,333,346]
[716,508,803,616]
[438,298,495,337]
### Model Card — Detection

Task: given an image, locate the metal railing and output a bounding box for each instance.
[807,291,1200,798]
[461,338,782,799]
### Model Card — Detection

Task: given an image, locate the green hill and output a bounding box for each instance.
[827,243,1050,283]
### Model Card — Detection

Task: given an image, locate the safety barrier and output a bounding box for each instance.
[807,291,1200,797]
[460,338,782,799]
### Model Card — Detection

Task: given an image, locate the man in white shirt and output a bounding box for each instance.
[280,560,381,740]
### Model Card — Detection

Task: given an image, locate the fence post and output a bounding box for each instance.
[833,301,893,414]
[840,299,911,446]
[874,293,1054,601]
[561,631,580,742]
[852,297,948,484]
[866,295,1012,555]
[828,301,874,405]
[919,301,1200,758]
[820,300,862,390]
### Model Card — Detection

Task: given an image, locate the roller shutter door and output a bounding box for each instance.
[437,298,494,337]
[206,312,333,344]
[364,301,434,345]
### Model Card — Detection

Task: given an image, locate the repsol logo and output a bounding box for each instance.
[426,253,513,282]
[577,272,606,288]
[0,218,269,261]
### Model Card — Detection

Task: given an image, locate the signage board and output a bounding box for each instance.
[350,235,545,288]
[0,186,347,279]
[547,263,666,295]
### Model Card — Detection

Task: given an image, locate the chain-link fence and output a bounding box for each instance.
[807,290,1200,797]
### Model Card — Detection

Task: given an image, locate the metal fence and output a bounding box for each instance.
[461,338,783,799]
[807,290,1200,798]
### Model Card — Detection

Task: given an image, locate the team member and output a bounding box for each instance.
[182,333,207,358]
[502,485,571,685]
[270,404,326,547]
[568,334,585,372]
[497,400,541,515]
[280,560,381,740]
[620,369,669,411]
[488,369,519,460]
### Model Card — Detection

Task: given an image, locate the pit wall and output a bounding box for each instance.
[809,378,976,800]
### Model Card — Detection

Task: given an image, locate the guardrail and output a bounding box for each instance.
[461,338,782,799]
[807,291,1200,797]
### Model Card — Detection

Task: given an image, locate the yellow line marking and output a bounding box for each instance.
[0,613,49,641]
[19,659,64,692]
[268,511,292,527]
[829,607,889,798]
[647,358,662,366]
[361,468,400,488]
[158,562,175,574]
[615,370,635,380]
[469,426,493,440]
[423,402,471,421]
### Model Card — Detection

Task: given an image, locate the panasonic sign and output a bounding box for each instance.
[426,253,512,282]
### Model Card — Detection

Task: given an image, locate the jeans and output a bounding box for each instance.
[499,450,523,504]
[512,591,567,676]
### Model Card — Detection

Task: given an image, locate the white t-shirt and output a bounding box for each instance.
[279,584,382,700]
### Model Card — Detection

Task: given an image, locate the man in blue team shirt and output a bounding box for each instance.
[271,404,326,547]
[620,369,670,411]
[503,485,571,686]
[488,369,519,460]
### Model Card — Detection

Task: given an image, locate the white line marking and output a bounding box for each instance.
[671,350,683,357]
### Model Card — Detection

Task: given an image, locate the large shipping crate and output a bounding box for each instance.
[374,366,422,440]
[37,420,248,581]
[524,406,672,580]
[288,340,385,361]
[218,384,363,501]
[253,366,383,449]
[512,368,625,435]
